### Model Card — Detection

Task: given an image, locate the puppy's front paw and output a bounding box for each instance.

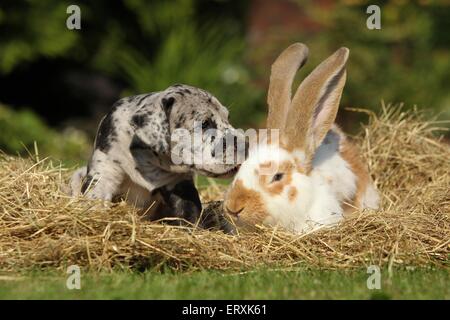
[201,201,236,235]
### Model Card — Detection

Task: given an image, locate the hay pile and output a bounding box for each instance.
[0,105,448,272]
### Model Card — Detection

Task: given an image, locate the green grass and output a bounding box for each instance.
[195,175,232,189]
[0,268,448,299]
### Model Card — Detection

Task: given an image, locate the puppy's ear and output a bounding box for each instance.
[130,93,172,157]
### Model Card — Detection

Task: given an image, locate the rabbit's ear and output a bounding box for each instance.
[283,47,349,160]
[267,43,309,130]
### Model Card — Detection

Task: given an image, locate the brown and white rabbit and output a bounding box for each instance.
[224,43,379,234]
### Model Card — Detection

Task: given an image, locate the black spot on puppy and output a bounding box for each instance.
[161,96,176,120]
[136,93,154,106]
[174,114,186,128]
[129,135,151,150]
[95,113,117,153]
[162,97,175,109]
[110,99,125,112]
[132,114,148,127]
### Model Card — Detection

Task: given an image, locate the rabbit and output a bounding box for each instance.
[223,43,379,234]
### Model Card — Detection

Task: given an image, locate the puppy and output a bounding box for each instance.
[70,84,245,226]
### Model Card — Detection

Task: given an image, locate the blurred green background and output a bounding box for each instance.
[0,0,449,166]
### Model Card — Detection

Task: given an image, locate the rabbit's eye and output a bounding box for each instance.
[271,173,284,183]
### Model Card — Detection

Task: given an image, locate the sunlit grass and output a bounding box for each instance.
[0,268,448,299]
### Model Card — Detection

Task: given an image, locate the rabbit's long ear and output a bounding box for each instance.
[283,47,349,160]
[267,43,309,130]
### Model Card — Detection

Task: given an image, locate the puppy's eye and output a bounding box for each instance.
[202,120,210,130]
[271,173,284,183]
[202,119,215,130]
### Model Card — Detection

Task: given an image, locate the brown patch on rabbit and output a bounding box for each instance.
[292,156,309,174]
[288,186,298,202]
[224,179,268,226]
[338,134,371,208]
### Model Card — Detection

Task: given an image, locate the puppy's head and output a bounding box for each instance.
[165,84,246,177]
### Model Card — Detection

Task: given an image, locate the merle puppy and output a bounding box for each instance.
[70,84,244,228]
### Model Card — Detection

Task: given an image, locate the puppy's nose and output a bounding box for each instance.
[226,206,244,217]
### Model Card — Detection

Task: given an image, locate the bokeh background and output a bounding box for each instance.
[0,0,449,166]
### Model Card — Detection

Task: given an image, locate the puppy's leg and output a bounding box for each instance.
[153,182,236,233]
[155,178,202,225]
[82,151,124,202]
[68,166,87,196]
[200,201,237,234]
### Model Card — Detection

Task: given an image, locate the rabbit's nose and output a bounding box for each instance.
[226,206,244,217]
